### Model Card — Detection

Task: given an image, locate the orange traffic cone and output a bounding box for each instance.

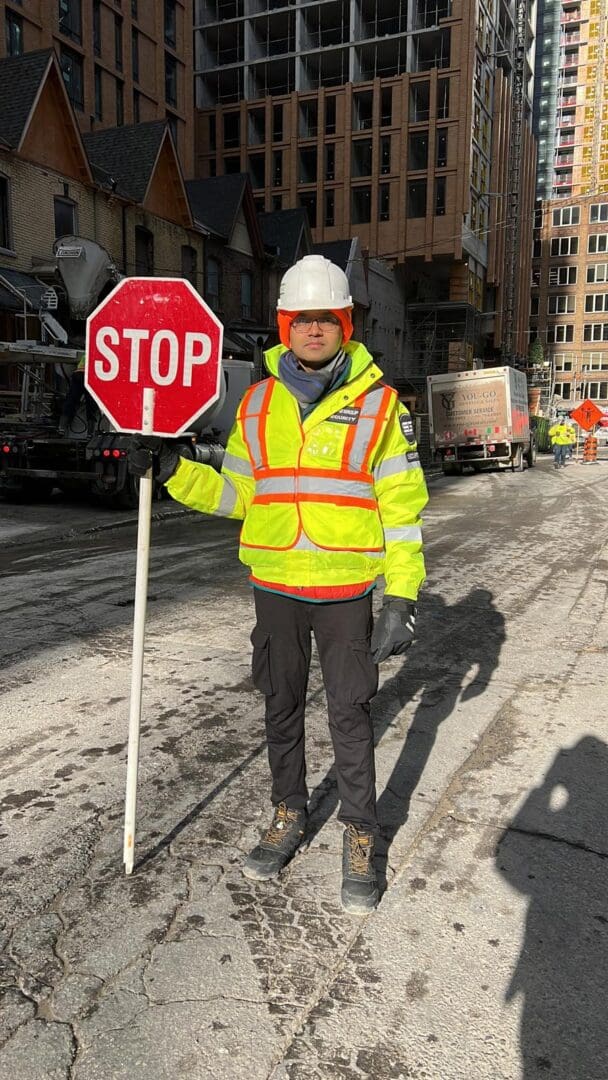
[582,436,598,463]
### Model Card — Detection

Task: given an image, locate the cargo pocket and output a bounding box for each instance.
[346,640,379,704]
[250,625,273,695]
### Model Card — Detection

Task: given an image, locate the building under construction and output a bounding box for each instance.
[194,0,537,395]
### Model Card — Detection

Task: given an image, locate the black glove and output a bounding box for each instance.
[128,436,181,484]
[371,597,417,663]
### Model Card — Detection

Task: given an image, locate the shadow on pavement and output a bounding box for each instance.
[496,736,608,1080]
[306,589,506,891]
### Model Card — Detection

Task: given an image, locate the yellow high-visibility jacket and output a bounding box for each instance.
[548,423,572,445]
[167,340,429,600]
[565,424,576,445]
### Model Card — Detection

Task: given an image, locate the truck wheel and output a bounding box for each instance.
[512,447,525,472]
[442,463,463,476]
[525,442,537,468]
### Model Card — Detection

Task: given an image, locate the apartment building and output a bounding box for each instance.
[194,0,537,386]
[530,0,608,407]
[0,0,195,174]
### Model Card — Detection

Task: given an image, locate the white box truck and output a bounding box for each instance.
[427,366,536,476]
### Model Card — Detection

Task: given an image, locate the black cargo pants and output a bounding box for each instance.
[250,588,379,831]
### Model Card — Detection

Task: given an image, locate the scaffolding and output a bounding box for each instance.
[502,0,527,365]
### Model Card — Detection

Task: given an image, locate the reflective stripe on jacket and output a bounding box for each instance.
[166,340,429,600]
[548,423,572,445]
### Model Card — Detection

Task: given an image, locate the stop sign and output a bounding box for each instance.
[85,277,223,436]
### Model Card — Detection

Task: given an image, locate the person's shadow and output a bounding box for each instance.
[496,736,608,1079]
[306,588,505,890]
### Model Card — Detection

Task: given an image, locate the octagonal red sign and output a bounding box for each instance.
[85,277,223,436]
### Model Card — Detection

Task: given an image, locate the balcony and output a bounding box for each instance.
[558,96,576,108]
[561,32,581,44]
[560,10,581,22]
[555,152,574,165]
[558,135,576,146]
[560,72,578,85]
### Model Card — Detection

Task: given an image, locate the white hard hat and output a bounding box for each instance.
[277,255,352,311]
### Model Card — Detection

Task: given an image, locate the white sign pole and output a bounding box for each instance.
[124,387,155,875]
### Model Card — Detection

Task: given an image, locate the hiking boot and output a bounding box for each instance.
[243,803,307,881]
[341,824,379,914]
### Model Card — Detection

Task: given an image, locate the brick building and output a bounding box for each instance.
[194,0,538,393]
[529,0,608,410]
[0,0,194,175]
[0,50,205,345]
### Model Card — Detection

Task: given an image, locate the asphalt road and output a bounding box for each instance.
[1,457,608,1079]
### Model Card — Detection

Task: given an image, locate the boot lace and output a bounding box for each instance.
[263,803,301,847]
[347,824,373,875]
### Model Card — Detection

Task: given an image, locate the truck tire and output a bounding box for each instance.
[512,446,525,472]
[442,463,463,476]
[525,441,537,468]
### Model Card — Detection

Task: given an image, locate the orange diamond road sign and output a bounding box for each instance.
[570,399,604,431]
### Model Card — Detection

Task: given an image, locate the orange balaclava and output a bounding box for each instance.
[277,308,354,349]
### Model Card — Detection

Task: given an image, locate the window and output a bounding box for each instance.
[409,81,430,122]
[224,157,240,174]
[133,89,140,123]
[273,104,283,140]
[114,15,123,70]
[552,205,580,226]
[58,0,81,42]
[299,100,318,138]
[587,263,608,284]
[299,147,317,184]
[409,132,428,170]
[437,78,450,119]
[94,66,102,120]
[164,0,177,48]
[585,294,608,312]
[241,271,253,318]
[131,0,138,17]
[248,107,265,146]
[380,135,391,175]
[435,176,446,216]
[93,0,101,55]
[60,48,84,110]
[530,296,539,316]
[0,175,12,250]
[590,203,608,223]
[273,150,282,186]
[181,245,198,287]
[584,323,608,341]
[248,152,265,188]
[550,236,578,256]
[165,53,177,107]
[583,352,608,370]
[379,183,390,221]
[324,190,335,227]
[549,266,577,285]
[325,97,336,135]
[299,192,317,228]
[436,129,448,168]
[131,29,139,82]
[553,383,572,400]
[589,234,608,254]
[135,226,154,276]
[381,87,392,126]
[166,112,177,146]
[587,381,608,399]
[351,187,371,224]
[325,144,335,181]
[206,257,220,309]
[407,180,427,218]
[272,194,282,211]
[5,10,23,56]
[54,196,77,238]
[352,139,372,178]
[116,78,124,125]
[352,91,372,131]
[548,295,575,314]
[547,324,574,343]
[224,113,240,148]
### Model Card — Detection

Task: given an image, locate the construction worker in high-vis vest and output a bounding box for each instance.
[548,418,572,469]
[129,255,429,914]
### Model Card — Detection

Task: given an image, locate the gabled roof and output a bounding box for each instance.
[258,209,313,266]
[82,121,168,203]
[0,49,52,149]
[186,174,265,257]
[0,49,92,183]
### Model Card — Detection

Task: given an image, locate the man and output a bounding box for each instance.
[548,417,571,469]
[564,420,576,459]
[129,255,428,914]
[58,350,98,437]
